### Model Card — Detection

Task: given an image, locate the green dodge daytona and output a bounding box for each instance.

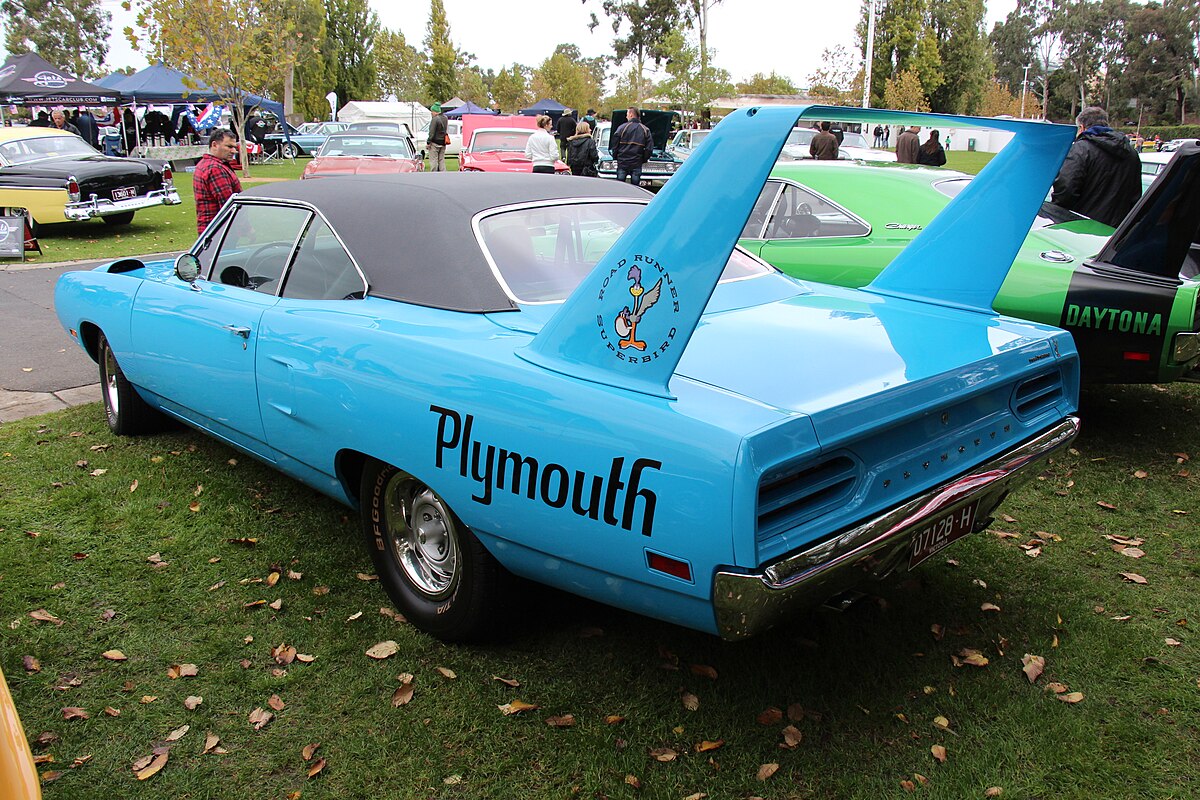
[739,142,1200,384]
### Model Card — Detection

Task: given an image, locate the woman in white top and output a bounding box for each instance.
[525,114,558,174]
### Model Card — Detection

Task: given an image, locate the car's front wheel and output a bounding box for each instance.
[97,333,164,435]
[360,460,507,642]
[281,142,300,159]
[102,211,135,226]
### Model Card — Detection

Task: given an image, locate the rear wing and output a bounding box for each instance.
[520,106,1077,399]
[1093,141,1200,279]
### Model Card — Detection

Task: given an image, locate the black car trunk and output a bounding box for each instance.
[3,156,163,202]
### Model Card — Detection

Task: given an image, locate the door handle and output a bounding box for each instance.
[223,325,251,339]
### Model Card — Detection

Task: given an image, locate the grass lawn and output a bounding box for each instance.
[1,382,1197,799]
[944,150,995,175]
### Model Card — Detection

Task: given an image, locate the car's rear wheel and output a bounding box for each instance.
[281,142,300,159]
[360,460,507,641]
[98,333,163,435]
[102,211,135,226]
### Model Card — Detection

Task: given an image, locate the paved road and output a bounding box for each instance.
[0,254,180,422]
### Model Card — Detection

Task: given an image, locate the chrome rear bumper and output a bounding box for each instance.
[713,416,1080,640]
[64,188,181,221]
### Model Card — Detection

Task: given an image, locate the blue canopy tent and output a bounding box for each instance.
[110,63,284,119]
[444,101,495,118]
[96,72,131,91]
[518,98,567,116]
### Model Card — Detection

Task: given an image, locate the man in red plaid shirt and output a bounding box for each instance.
[193,129,242,234]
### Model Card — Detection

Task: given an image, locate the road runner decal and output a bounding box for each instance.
[431,405,661,536]
[596,255,679,365]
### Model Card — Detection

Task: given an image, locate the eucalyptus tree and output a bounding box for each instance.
[1,0,110,78]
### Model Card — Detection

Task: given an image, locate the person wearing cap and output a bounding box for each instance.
[427,102,449,171]
[556,108,577,160]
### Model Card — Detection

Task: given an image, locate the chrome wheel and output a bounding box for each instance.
[282,142,299,159]
[103,344,121,420]
[382,475,460,599]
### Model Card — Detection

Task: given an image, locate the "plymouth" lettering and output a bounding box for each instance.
[430,405,660,536]
[1064,305,1162,335]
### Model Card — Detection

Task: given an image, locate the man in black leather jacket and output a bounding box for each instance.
[1051,106,1141,228]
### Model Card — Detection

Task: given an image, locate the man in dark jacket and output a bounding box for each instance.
[556,109,577,160]
[895,126,920,163]
[1051,107,1141,228]
[612,108,652,186]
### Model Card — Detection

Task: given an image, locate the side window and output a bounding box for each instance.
[282,216,366,301]
[763,183,870,240]
[741,183,782,239]
[211,204,311,293]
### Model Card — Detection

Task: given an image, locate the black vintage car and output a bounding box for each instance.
[0,127,180,232]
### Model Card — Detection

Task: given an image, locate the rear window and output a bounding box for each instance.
[479,201,768,304]
[933,177,1086,228]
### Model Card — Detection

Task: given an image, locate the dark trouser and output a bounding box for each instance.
[615,164,643,185]
[532,164,555,174]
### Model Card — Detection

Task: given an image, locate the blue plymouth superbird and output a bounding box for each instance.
[55,107,1082,641]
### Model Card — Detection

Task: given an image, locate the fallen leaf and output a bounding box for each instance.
[604,715,624,724]
[756,707,783,726]
[345,611,363,622]
[202,733,222,754]
[981,602,1001,613]
[268,598,283,611]
[306,757,326,778]
[356,573,378,582]
[681,692,700,711]
[184,696,203,710]
[29,609,64,626]
[70,754,92,768]
[392,681,415,707]
[104,707,120,717]
[366,641,399,659]
[546,714,576,728]
[90,469,107,477]
[296,653,316,663]
[435,667,456,679]
[266,571,281,587]
[787,702,805,721]
[249,708,274,730]
[1120,547,1146,559]
[1133,469,1148,479]
[780,725,802,749]
[757,762,779,781]
[650,748,678,762]
[140,695,158,704]
[985,788,1004,797]
[498,700,539,715]
[493,675,520,688]
[1165,638,1181,647]
[1021,654,1045,683]
[931,744,947,763]
[953,648,989,667]
[165,724,189,741]
[23,655,40,673]
[625,775,641,788]
[900,779,916,792]
[287,569,303,580]
[1045,682,1069,694]
[208,580,226,592]
[61,707,88,720]
[268,694,286,711]
[243,600,266,609]
[41,771,62,784]
[227,538,258,546]
[313,586,329,595]
[130,480,138,492]
[134,750,168,780]
[188,501,200,513]
[914,773,930,787]
[1119,572,1149,585]
[302,743,321,760]
[689,664,718,680]
[695,739,723,752]
[1057,691,1085,704]
[932,715,951,732]
[1097,501,1117,511]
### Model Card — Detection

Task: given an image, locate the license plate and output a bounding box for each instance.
[111,186,137,201]
[908,500,979,569]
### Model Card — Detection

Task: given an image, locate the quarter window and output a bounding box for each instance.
[282,217,366,300]
[762,183,870,239]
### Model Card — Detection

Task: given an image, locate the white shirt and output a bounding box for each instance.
[525,128,558,168]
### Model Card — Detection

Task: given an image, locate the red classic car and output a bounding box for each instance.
[458,127,569,174]
[300,133,423,179]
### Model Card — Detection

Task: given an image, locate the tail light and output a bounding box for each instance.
[67,176,80,202]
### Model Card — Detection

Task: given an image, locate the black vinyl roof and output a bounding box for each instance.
[242,173,649,312]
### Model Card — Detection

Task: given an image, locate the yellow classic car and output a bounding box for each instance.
[0,127,180,232]
[0,668,40,800]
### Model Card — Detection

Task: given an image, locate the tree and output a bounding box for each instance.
[128,0,286,171]
[263,0,325,116]
[658,28,731,117]
[1122,0,1197,124]
[587,0,680,104]
[883,67,930,111]
[2,0,110,78]
[928,0,989,114]
[532,48,601,112]
[603,62,655,110]
[807,45,863,106]
[491,65,530,112]
[422,0,457,104]
[680,0,722,116]
[376,27,425,102]
[457,64,489,105]
[988,4,1036,96]
[978,79,1041,117]
[1055,0,1104,116]
[325,0,379,107]
[736,71,798,95]
[860,0,943,108]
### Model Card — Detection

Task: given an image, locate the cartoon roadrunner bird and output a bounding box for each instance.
[614,265,662,350]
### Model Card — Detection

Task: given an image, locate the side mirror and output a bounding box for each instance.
[175,253,201,283]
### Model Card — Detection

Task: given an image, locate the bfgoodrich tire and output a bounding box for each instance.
[360,460,507,642]
[98,333,164,435]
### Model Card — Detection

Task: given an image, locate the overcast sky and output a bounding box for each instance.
[6,0,1019,91]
